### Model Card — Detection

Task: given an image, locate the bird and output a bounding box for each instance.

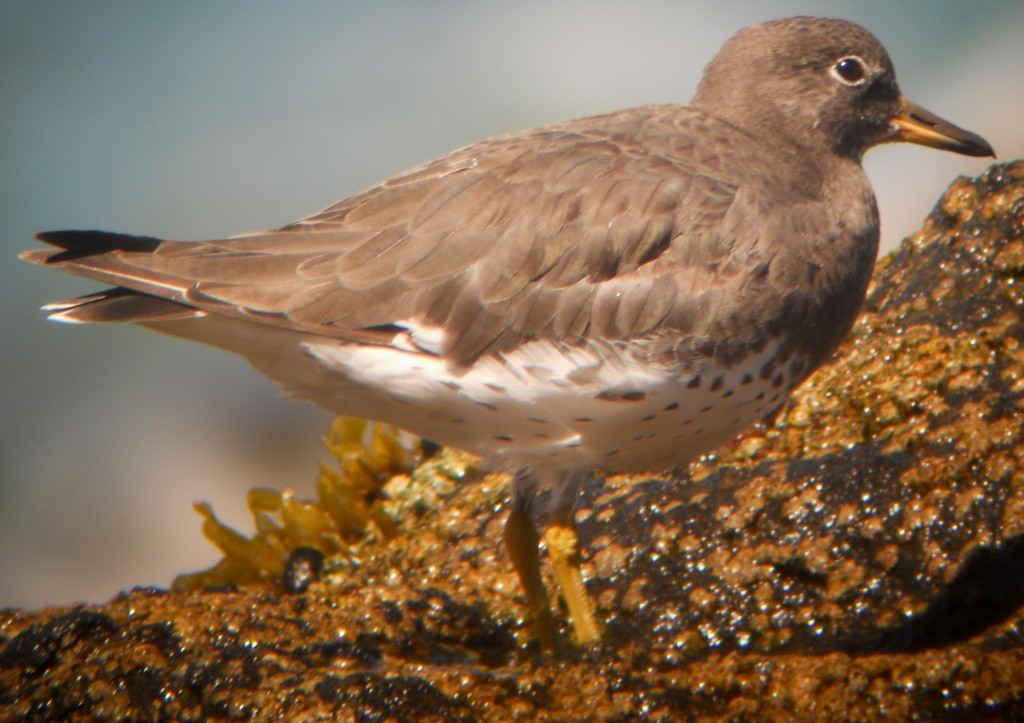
[22,17,993,649]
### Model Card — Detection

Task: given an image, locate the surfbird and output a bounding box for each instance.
[23,17,993,648]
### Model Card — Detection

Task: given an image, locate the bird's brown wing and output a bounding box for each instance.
[25,107,810,366]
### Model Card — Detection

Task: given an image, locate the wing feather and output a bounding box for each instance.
[26,104,832,367]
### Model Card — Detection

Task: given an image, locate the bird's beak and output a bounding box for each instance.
[890,98,995,157]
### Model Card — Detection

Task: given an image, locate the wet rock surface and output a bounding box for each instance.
[3,162,1024,720]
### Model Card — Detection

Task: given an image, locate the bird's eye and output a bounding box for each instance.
[831,56,867,85]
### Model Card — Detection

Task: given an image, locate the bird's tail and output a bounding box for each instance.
[21,230,201,324]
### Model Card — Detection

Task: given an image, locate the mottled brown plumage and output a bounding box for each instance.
[27,108,846,368]
[22,17,993,648]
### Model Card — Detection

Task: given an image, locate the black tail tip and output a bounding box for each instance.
[34,230,163,260]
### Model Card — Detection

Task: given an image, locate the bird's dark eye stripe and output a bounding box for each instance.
[833,56,867,84]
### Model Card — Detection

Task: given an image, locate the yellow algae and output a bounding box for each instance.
[173,418,430,591]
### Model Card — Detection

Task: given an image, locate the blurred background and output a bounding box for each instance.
[3,2,1022,609]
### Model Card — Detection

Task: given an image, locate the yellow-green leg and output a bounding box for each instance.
[503,471,602,649]
[544,515,602,644]
[503,490,560,650]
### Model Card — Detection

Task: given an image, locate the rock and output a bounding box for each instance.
[3,162,1024,720]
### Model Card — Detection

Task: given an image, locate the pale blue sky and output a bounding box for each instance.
[3,2,1022,608]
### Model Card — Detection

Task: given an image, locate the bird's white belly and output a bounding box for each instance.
[303,336,793,474]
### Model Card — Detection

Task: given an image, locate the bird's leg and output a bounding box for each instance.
[503,476,560,650]
[543,471,601,645]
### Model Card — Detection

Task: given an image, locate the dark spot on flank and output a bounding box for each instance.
[494,435,513,442]
[710,375,724,392]
[686,375,701,389]
[641,414,657,422]
[633,434,645,441]
[477,400,499,411]
[528,417,549,424]
[664,402,680,411]
[534,433,550,439]
[484,382,508,394]
[700,405,713,413]
[606,449,620,456]
[722,389,734,398]
[741,373,753,385]
[574,417,593,423]
[755,391,765,400]
[760,359,776,379]
[596,389,646,402]
[441,380,462,392]
[790,358,805,375]
[772,372,785,388]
